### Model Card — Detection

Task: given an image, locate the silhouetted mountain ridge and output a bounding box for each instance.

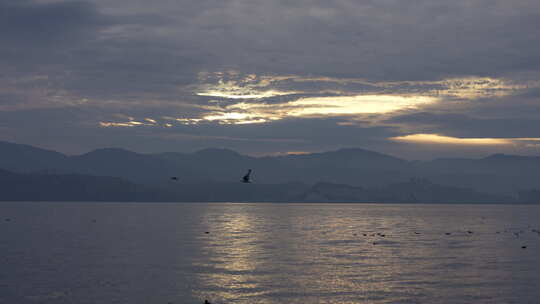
[1,140,540,198]
[0,141,68,173]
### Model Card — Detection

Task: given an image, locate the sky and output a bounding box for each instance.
[1,0,540,159]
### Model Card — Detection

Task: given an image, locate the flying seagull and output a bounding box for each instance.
[242,169,252,183]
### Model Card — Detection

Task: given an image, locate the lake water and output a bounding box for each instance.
[1,202,540,304]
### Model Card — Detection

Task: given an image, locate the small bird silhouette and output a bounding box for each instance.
[242,169,252,183]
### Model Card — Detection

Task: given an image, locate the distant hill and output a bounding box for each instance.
[0,168,308,202]
[265,148,412,185]
[0,169,513,203]
[0,169,170,202]
[417,154,540,194]
[294,179,509,203]
[1,140,540,198]
[0,142,204,185]
[0,141,414,187]
[0,141,68,173]
[70,148,202,185]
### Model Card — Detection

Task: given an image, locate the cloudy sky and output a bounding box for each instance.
[2,0,540,159]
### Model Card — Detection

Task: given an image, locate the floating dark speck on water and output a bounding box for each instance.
[205,231,210,234]
[522,246,527,249]
[445,232,451,235]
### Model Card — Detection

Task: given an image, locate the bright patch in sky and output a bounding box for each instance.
[218,95,438,124]
[197,90,295,99]
[195,75,298,99]
[99,119,156,127]
[98,72,539,127]
[191,95,437,124]
[284,95,437,116]
[99,94,438,126]
[201,112,269,124]
[390,134,540,146]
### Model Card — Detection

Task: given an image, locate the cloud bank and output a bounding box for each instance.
[1,0,540,158]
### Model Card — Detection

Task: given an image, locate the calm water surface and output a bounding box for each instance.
[1,202,540,304]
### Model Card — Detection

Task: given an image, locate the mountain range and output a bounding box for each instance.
[0,140,539,203]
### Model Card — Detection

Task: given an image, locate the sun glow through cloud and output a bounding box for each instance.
[390,134,540,146]
[207,94,438,124]
[196,90,296,99]
[284,95,437,116]
[97,72,540,128]
[189,94,438,125]
[98,94,439,127]
[196,72,536,102]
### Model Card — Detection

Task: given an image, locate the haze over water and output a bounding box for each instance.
[1,202,540,304]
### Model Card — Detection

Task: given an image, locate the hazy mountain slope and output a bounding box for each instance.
[69,148,201,185]
[295,179,510,203]
[0,168,307,202]
[0,169,169,202]
[0,168,525,203]
[0,141,68,173]
[417,154,540,194]
[269,148,413,185]
[154,148,261,182]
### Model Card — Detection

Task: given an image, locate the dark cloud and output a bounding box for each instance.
[1,0,540,158]
[0,0,109,72]
[0,0,105,46]
[105,0,540,80]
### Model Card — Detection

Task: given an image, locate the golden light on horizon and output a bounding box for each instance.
[390,134,540,146]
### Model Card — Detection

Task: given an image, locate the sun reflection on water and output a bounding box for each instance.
[186,203,540,304]
[192,204,411,303]
[194,205,269,302]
